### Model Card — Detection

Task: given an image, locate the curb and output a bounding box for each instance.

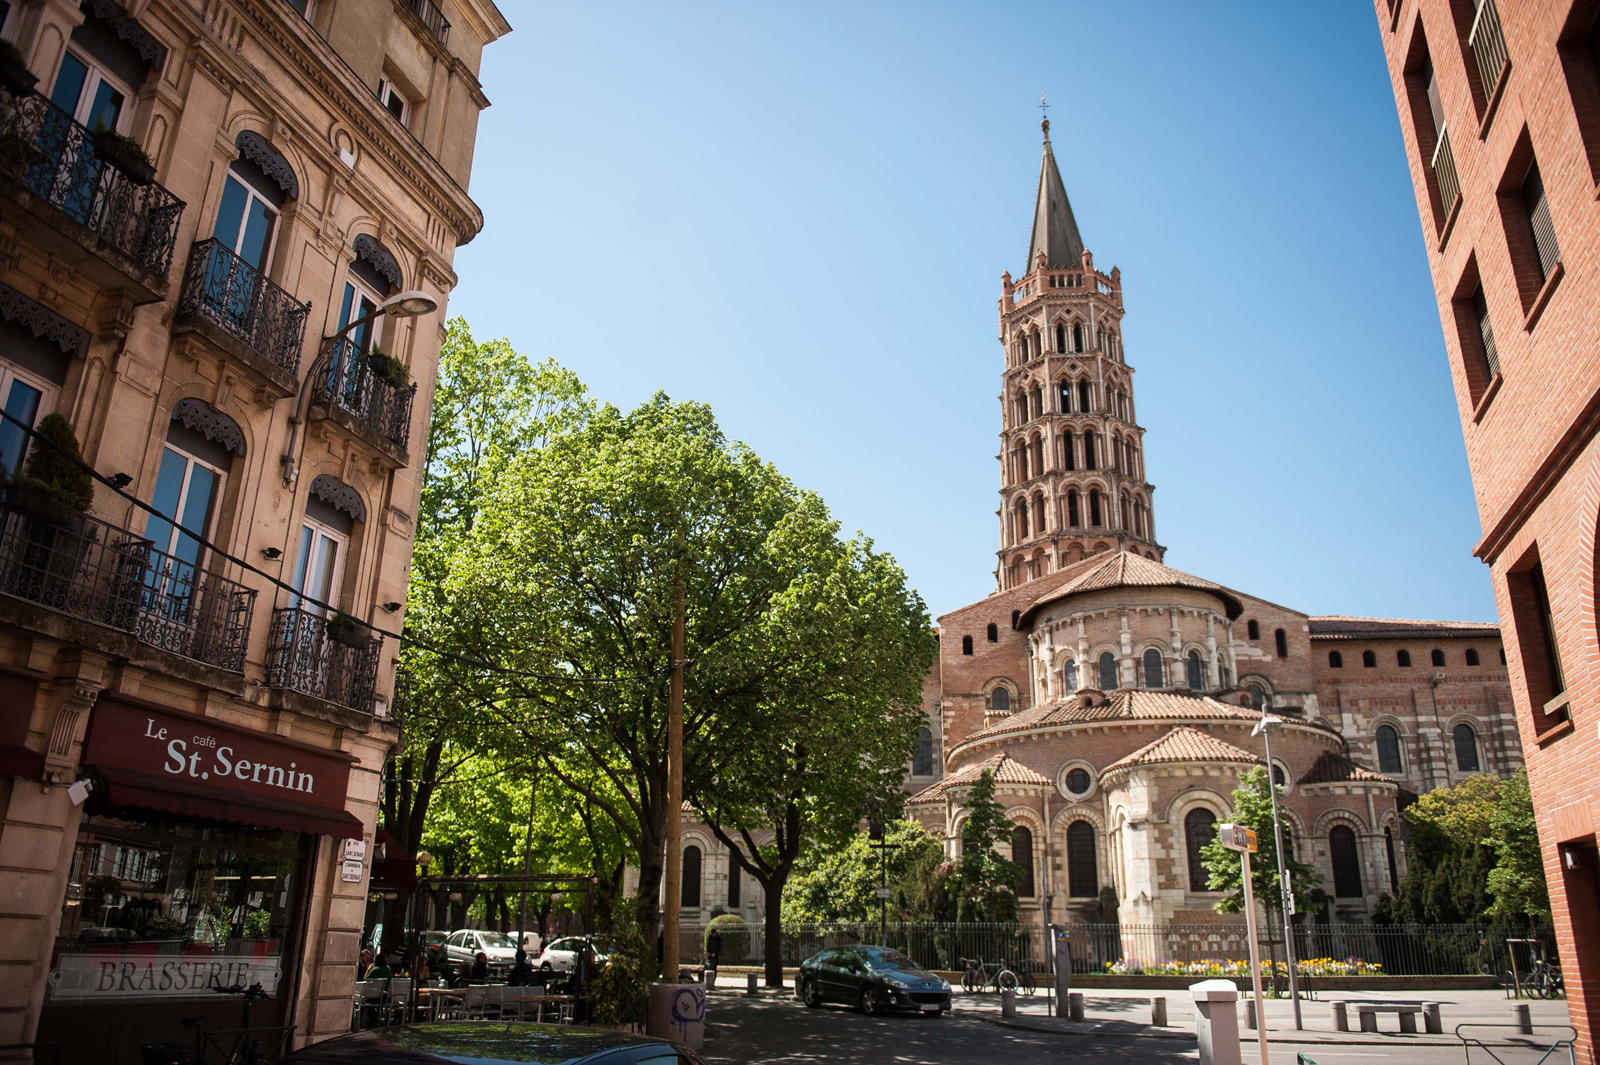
[976,1015,1460,1047]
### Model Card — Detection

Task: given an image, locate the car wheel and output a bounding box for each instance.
[802,979,823,1008]
[541,961,552,971]
[859,986,879,1015]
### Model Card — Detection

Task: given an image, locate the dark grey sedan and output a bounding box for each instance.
[798,946,951,1015]
[280,1023,706,1065]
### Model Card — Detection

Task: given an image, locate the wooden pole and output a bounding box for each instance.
[663,538,686,982]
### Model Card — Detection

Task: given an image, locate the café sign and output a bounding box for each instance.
[48,953,282,1000]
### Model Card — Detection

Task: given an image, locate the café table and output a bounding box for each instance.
[414,985,469,1021]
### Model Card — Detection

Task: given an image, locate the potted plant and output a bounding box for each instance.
[6,413,93,523]
[90,127,155,186]
[0,39,37,96]
[325,611,368,648]
[365,348,411,390]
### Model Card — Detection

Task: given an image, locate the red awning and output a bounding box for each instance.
[94,765,365,839]
[0,741,43,779]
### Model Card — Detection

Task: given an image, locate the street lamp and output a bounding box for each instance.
[1252,711,1302,1029]
[279,289,439,487]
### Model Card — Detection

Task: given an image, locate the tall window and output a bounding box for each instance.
[1473,287,1500,379]
[1185,651,1202,689]
[1453,723,1480,772]
[1522,161,1562,284]
[986,622,998,643]
[1375,724,1403,774]
[213,167,280,274]
[1062,657,1079,692]
[1466,648,1481,666]
[1397,650,1412,667]
[1073,323,1085,353]
[961,635,973,655]
[1185,808,1217,892]
[1067,820,1098,898]
[1062,432,1076,471]
[50,49,128,134]
[1098,651,1118,690]
[1328,651,1343,668]
[681,845,702,908]
[1067,490,1080,526]
[1384,827,1399,893]
[1011,826,1034,897]
[727,854,741,908]
[990,687,1010,713]
[1274,628,1288,658]
[377,77,409,126]
[290,508,348,615]
[913,727,934,776]
[1055,323,1066,352]
[146,441,225,583]
[0,365,53,476]
[1431,649,1446,667]
[1247,620,1260,641]
[1362,650,1377,668]
[1089,489,1102,526]
[1248,684,1265,710]
[1078,380,1091,412]
[1329,825,1362,898]
[1142,648,1164,688]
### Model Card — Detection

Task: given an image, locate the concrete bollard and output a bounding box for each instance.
[1151,996,1167,1027]
[1422,1002,1441,1035]
[1001,989,1017,1018]
[1191,980,1242,1065]
[1244,997,1256,1030]
[1514,1003,1533,1035]
[1068,991,1084,1022]
[1330,1000,1348,1032]
[647,984,706,1049]
[746,973,758,996]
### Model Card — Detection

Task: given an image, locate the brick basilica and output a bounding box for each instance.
[903,119,1526,931]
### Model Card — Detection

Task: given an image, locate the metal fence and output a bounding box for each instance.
[316,338,417,451]
[179,238,309,375]
[674,920,1555,977]
[266,606,381,712]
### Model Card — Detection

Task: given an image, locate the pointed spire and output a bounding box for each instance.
[1025,118,1085,271]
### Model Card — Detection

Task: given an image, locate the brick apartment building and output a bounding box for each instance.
[0,0,508,1060]
[1373,0,1600,1057]
[896,119,1524,949]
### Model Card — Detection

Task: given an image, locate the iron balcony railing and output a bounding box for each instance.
[315,337,416,451]
[0,498,255,671]
[0,86,183,279]
[178,239,310,376]
[266,606,381,713]
[1431,127,1462,217]
[405,0,450,45]
[1469,0,1509,98]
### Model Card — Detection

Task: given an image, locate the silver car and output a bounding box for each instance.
[439,929,518,976]
[535,935,611,973]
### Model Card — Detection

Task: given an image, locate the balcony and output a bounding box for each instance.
[0,497,255,672]
[176,239,309,392]
[404,0,450,45]
[0,87,183,300]
[1468,0,1509,100]
[266,606,381,713]
[312,337,416,456]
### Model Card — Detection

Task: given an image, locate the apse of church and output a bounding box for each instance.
[906,120,1524,933]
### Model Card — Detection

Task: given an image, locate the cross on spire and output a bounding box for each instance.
[1040,93,1050,138]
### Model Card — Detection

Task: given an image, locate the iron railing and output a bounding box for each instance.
[0,86,183,279]
[1432,128,1462,217]
[178,239,309,376]
[404,0,450,45]
[266,606,381,712]
[1469,0,1509,98]
[315,337,416,451]
[674,920,1556,977]
[0,501,254,671]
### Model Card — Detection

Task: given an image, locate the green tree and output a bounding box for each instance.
[1486,769,1549,919]
[948,770,1022,922]
[783,820,946,923]
[1200,767,1322,917]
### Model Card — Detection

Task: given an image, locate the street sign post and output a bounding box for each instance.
[1218,822,1268,1065]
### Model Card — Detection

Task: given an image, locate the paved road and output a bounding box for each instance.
[698,992,1569,1064]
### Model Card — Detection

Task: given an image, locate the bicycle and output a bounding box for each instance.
[959,956,1022,994]
[1003,958,1037,997]
[141,983,296,1065]
[1527,959,1565,999]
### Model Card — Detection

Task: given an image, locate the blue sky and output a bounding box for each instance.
[450,2,1495,624]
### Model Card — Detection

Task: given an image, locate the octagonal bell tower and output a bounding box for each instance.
[996,118,1161,591]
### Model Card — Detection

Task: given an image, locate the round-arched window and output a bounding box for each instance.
[1375,724,1403,774]
[1142,648,1164,688]
[1067,820,1098,898]
[1248,684,1266,710]
[1062,657,1079,693]
[1185,808,1217,892]
[913,727,934,776]
[1186,651,1203,689]
[991,687,1010,713]
[1098,651,1118,690]
[1272,764,1287,790]
[1453,723,1480,773]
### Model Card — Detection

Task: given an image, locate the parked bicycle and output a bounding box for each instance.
[1526,959,1565,999]
[959,956,1033,995]
[140,983,295,1065]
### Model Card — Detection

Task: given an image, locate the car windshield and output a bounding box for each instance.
[588,937,615,952]
[863,949,919,971]
[478,932,518,949]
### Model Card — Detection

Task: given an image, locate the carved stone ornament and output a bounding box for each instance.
[0,280,89,359]
[310,474,366,523]
[46,683,100,776]
[171,398,246,456]
[352,234,403,290]
[235,131,299,200]
[79,0,168,70]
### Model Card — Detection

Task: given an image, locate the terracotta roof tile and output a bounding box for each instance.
[1296,750,1396,787]
[1308,616,1500,641]
[1102,726,1262,774]
[961,688,1263,747]
[1021,551,1244,625]
[904,753,1052,805]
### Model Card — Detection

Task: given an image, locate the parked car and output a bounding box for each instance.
[439,929,519,976]
[280,1021,706,1065]
[798,946,951,1015]
[535,935,614,972]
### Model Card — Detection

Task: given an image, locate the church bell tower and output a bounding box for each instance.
[996,118,1162,590]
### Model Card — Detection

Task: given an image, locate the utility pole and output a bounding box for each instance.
[662,534,686,982]
[1254,711,1303,1030]
[517,777,536,952]
[868,823,900,948]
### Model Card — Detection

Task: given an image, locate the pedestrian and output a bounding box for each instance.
[408,950,430,984]
[356,947,374,981]
[705,929,722,989]
[471,951,489,982]
[572,942,598,1024]
[365,954,394,982]
[508,949,534,987]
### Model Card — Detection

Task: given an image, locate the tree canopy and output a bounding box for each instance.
[949,770,1022,922]
[1200,767,1322,917]
[783,820,946,923]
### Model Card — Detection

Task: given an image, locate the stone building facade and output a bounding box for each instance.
[0,0,507,1060]
[905,120,1522,940]
[1372,0,1600,1058]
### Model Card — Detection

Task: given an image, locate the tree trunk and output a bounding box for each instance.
[762,866,787,987]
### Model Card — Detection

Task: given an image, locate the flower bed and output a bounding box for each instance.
[1105,956,1382,977]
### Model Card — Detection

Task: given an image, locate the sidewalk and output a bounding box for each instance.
[965,987,1572,1047]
